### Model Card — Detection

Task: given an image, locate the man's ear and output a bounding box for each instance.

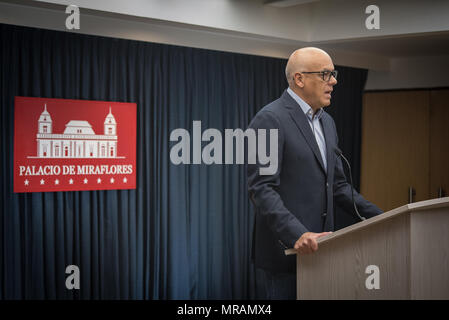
[294,73,305,88]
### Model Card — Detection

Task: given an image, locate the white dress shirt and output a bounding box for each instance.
[287,87,327,171]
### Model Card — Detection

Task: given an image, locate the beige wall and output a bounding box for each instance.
[366,55,449,90]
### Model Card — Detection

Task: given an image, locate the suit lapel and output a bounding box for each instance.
[281,91,326,174]
[320,113,334,177]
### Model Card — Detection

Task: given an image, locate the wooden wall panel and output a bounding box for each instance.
[361,91,430,211]
[430,89,449,199]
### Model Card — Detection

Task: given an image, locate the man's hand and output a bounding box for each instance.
[294,232,332,254]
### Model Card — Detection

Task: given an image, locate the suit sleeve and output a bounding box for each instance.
[247,110,308,248]
[331,120,383,219]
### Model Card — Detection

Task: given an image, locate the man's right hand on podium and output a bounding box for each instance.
[294,232,332,254]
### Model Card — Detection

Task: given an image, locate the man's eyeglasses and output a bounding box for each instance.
[300,70,338,82]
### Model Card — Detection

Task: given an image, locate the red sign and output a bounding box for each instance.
[14,97,136,193]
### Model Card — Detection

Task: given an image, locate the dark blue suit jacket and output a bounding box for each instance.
[247,90,382,273]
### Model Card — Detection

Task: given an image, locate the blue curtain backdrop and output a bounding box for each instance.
[0,23,367,299]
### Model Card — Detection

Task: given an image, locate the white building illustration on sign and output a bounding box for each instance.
[30,104,123,158]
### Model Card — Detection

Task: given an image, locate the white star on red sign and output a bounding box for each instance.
[24,179,29,186]
[69,179,74,184]
[110,177,115,183]
[55,179,59,185]
[40,179,45,185]
[97,178,101,184]
[83,178,88,184]
[123,177,127,183]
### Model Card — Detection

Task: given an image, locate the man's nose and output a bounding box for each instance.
[329,75,337,85]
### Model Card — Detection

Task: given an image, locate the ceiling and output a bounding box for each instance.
[316,32,449,58]
[1,0,448,71]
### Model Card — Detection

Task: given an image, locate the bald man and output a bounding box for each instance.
[247,47,382,299]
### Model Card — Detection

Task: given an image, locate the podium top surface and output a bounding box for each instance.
[285,197,449,256]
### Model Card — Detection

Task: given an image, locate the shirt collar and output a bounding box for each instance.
[287,87,323,120]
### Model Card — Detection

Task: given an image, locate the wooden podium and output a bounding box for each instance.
[285,197,449,299]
